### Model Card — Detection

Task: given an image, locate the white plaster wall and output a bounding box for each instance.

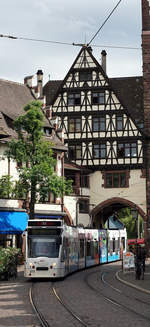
[56,156,62,177]
[0,199,21,208]
[80,187,90,196]
[35,203,62,212]
[64,195,77,224]
[78,213,91,227]
[0,144,19,180]
[90,170,146,214]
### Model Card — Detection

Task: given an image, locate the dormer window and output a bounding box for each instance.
[44,127,52,136]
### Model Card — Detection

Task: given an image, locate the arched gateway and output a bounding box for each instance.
[91,197,146,229]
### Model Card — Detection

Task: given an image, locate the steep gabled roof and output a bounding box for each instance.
[43,80,62,107]
[0,78,66,149]
[0,79,35,120]
[0,112,9,138]
[110,76,143,125]
[43,47,143,127]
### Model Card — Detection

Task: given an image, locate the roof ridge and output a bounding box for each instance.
[0,78,24,86]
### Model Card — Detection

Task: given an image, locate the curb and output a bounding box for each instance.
[116,270,150,295]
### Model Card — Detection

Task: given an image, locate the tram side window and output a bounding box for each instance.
[115,239,118,254]
[117,237,120,254]
[80,239,85,258]
[86,240,91,257]
[93,240,99,257]
[109,239,114,255]
[112,238,115,252]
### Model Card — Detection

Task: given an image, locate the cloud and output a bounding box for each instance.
[0,0,142,83]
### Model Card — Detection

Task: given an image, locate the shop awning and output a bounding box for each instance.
[0,208,28,234]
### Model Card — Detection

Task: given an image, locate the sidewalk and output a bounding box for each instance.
[116,258,150,294]
[0,265,38,327]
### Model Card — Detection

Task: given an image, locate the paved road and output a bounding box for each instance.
[0,260,150,327]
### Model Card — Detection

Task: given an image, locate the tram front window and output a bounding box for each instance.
[28,236,61,258]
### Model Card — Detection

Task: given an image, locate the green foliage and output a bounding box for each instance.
[13,180,28,199]
[0,175,14,198]
[118,208,144,239]
[0,247,20,275]
[4,100,72,218]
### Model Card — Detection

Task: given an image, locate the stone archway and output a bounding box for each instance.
[91,197,146,231]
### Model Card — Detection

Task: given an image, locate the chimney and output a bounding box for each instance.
[101,50,107,73]
[24,75,33,88]
[37,69,43,97]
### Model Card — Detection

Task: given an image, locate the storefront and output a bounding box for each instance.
[0,208,28,248]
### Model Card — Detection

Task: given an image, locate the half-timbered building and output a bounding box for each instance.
[43,45,147,233]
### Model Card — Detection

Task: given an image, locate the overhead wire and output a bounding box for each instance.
[0,33,73,46]
[87,0,123,46]
[0,33,141,51]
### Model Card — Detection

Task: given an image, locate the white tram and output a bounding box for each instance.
[24,213,126,279]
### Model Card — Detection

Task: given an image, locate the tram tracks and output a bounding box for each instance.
[84,269,150,323]
[29,284,50,327]
[29,281,89,327]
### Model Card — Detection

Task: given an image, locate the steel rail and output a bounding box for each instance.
[52,286,89,327]
[29,284,51,327]
[84,269,150,322]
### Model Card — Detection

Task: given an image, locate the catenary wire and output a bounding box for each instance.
[0,33,141,50]
[87,0,123,46]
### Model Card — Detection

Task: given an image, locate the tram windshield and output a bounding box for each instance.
[28,229,61,258]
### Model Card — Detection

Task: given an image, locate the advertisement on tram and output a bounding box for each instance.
[99,230,107,263]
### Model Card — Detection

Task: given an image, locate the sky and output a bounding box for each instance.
[0,0,142,85]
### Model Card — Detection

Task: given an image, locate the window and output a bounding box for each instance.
[68,93,81,106]
[93,143,106,159]
[68,118,81,132]
[117,142,137,158]
[69,145,82,160]
[92,92,105,104]
[80,71,92,81]
[79,199,89,213]
[44,127,52,136]
[104,171,128,188]
[93,117,105,131]
[116,115,123,130]
[80,175,89,188]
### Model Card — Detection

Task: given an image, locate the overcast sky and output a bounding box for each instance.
[0,0,142,85]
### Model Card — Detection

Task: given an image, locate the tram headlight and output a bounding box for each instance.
[29,263,35,269]
[53,262,56,267]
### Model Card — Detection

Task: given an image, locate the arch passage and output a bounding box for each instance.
[90,197,146,228]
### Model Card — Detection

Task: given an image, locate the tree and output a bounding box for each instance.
[5,100,72,219]
[118,208,144,239]
[0,175,14,198]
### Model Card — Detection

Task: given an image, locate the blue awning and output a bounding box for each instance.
[0,208,28,234]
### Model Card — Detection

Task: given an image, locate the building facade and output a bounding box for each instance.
[43,45,147,238]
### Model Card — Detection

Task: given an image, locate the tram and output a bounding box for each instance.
[24,212,126,279]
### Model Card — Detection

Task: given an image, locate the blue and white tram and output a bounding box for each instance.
[24,216,126,279]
